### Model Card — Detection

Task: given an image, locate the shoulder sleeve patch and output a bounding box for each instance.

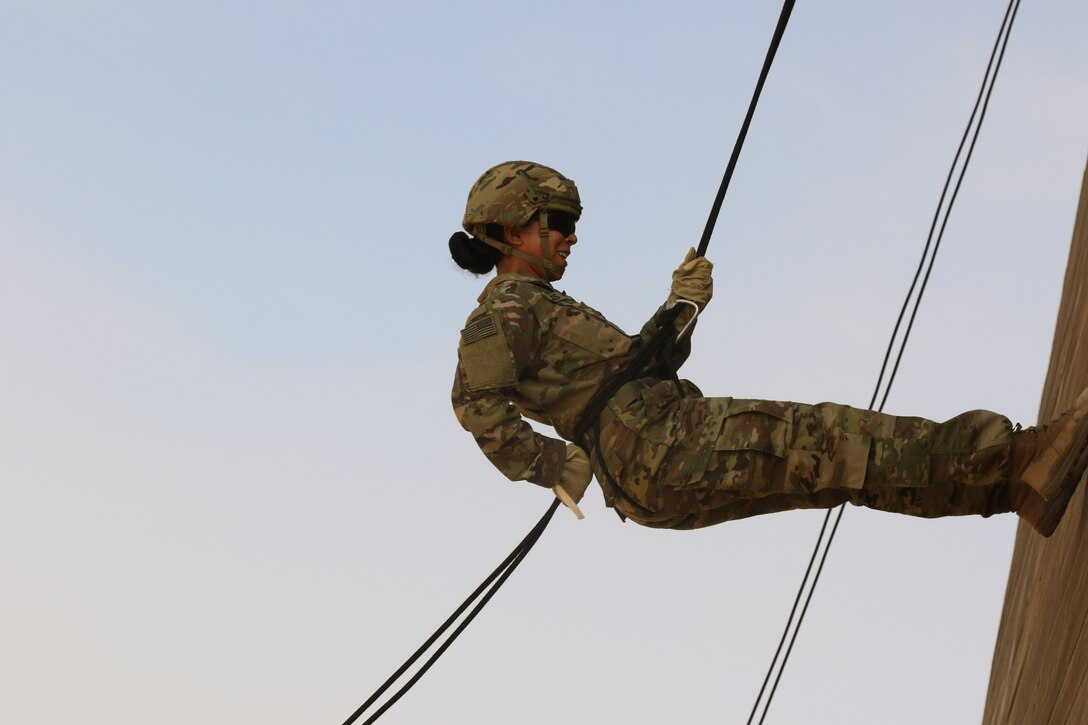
[460,312,518,391]
[461,315,498,344]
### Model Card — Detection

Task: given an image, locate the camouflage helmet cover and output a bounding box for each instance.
[462,161,582,234]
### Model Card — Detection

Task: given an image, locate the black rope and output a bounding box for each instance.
[876,0,1021,413]
[343,1,802,721]
[873,0,1022,414]
[698,0,797,258]
[341,500,560,725]
[744,511,831,725]
[569,0,801,490]
[757,507,843,725]
[574,0,799,448]
[745,1,1022,721]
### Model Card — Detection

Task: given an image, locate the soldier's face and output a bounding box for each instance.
[503,218,578,281]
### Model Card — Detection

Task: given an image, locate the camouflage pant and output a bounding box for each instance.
[592,380,1015,529]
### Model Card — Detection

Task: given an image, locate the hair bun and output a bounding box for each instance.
[449,231,500,275]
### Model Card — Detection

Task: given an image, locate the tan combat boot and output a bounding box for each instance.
[1012,387,1088,537]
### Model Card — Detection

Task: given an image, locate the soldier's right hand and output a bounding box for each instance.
[554,444,593,518]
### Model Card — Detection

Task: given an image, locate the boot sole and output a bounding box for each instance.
[1035,436,1088,537]
[1037,411,1088,500]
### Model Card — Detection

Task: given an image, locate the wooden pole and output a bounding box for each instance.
[983,158,1088,724]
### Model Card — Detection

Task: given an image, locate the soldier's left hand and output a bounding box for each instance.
[669,247,713,310]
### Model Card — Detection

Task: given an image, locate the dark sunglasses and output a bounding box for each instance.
[546,211,577,237]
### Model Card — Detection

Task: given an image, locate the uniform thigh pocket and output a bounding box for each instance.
[714,399,793,456]
[661,397,729,488]
[607,389,727,491]
[696,399,793,493]
[787,433,873,491]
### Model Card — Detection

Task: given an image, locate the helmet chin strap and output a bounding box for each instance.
[478,235,557,273]
[537,209,553,270]
[478,211,558,275]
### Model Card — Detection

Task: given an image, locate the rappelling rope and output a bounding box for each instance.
[698,0,796,257]
[746,1,1023,722]
[340,500,560,725]
[339,3,799,723]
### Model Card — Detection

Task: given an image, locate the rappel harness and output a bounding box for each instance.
[341,3,798,724]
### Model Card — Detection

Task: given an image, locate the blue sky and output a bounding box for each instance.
[2,1,1086,723]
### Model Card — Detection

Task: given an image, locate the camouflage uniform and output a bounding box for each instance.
[453,274,1018,529]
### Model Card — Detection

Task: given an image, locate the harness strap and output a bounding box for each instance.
[571,305,688,519]
[571,305,683,446]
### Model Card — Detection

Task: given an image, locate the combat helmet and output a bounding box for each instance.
[462,161,581,273]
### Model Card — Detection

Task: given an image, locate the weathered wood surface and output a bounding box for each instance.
[983,160,1088,725]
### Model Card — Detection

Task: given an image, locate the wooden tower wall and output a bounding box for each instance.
[984,159,1088,724]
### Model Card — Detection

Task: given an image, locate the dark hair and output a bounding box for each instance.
[449,228,504,275]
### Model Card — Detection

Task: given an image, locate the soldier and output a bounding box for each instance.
[450,160,1088,537]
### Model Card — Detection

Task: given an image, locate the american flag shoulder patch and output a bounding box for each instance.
[461,315,498,345]
[460,312,517,391]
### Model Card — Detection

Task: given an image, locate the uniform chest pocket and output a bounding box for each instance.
[549,307,631,374]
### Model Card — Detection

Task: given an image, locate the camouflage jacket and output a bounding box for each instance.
[452,273,691,488]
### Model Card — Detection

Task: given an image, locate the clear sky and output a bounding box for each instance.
[3,1,1087,723]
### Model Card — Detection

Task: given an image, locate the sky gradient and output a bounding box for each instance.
[3,1,1087,723]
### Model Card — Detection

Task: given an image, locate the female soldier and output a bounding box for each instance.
[450,161,1088,537]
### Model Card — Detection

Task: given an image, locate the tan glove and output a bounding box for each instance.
[668,247,713,310]
[552,443,592,519]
